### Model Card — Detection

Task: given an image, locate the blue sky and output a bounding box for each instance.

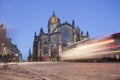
[0,0,120,60]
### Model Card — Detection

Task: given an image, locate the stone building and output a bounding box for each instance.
[0,23,22,62]
[30,12,89,61]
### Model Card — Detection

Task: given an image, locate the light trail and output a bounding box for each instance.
[77,39,114,50]
[61,39,115,60]
[94,44,120,51]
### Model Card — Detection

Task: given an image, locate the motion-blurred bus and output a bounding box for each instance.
[60,33,120,62]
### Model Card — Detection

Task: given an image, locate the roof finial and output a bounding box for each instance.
[29,47,31,56]
[40,27,44,35]
[72,20,75,27]
[53,11,55,16]
[34,32,36,36]
[81,31,83,36]
[86,31,89,37]
[34,32,37,38]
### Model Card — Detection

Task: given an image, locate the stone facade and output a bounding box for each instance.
[0,23,22,62]
[30,12,89,61]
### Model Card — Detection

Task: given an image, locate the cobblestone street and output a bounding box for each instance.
[0,62,120,80]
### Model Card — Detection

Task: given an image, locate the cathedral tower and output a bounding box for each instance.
[48,11,60,33]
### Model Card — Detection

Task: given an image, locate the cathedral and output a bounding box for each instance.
[29,12,89,61]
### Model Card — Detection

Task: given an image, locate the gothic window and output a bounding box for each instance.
[62,30,70,46]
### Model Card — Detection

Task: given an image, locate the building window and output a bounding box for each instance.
[62,30,70,46]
